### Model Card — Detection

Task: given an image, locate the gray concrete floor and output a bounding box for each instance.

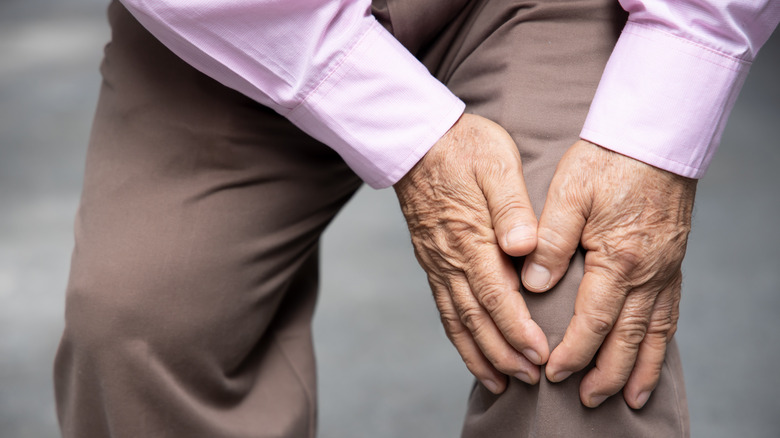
[0,1,777,437]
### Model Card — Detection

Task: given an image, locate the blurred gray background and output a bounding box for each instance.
[0,0,778,437]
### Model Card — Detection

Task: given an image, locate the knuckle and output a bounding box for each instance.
[583,311,615,337]
[459,306,485,333]
[603,241,644,276]
[433,307,458,340]
[439,311,466,336]
[643,333,671,354]
[537,227,577,261]
[477,285,506,314]
[617,310,649,340]
[413,237,453,265]
[647,299,679,339]
[615,245,643,273]
[411,220,498,271]
[647,313,675,338]
[614,326,646,351]
[445,224,494,258]
[446,218,482,239]
[492,198,533,228]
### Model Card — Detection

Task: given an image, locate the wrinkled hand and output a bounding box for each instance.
[394,114,549,393]
[522,140,697,409]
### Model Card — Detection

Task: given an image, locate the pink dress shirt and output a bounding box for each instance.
[119,0,779,188]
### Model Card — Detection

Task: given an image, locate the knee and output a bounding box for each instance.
[61,250,206,357]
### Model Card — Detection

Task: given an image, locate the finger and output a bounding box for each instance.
[546,265,629,382]
[430,278,508,393]
[464,244,549,366]
[476,148,538,258]
[447,272,541,384]
[623,282,680,409]
[521,168,589,292]
[578,289,656,408]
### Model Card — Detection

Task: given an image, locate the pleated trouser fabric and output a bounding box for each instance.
[54,1,689,436]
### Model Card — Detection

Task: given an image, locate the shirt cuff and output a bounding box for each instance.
[286,19,465,189]
[580,21,751,179]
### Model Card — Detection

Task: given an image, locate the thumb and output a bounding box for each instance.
[522,171,589,292]
[477,146,538,258]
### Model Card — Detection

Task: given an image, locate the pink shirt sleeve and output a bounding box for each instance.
[581,0,780,179]
[118,0,465,188]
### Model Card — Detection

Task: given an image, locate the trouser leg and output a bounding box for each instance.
[404,0,690,435]
[53,3,362,437]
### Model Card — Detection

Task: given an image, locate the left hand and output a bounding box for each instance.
[521,140,697,409]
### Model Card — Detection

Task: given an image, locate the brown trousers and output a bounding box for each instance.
[54,1,689,436]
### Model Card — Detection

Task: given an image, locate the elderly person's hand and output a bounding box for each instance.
[394,113,549,394]
[522,140,697,409]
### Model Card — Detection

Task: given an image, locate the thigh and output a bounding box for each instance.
[417,0,689,436]
[54,3,362,437]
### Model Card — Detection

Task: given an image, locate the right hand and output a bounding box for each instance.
[394,113,549,393]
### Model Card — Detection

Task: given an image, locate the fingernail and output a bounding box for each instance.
[551,370,572,382]
[635,391,651,409]
[589,394,608,407]
[524,263,551,290]
[482,379,500,394]
[506,225,533,248]
[522,348,541,365]
[514,371,533,385]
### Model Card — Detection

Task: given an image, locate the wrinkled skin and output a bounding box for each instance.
[394,113,549,393]
[522,140,697,409]
[394,114,696,409]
